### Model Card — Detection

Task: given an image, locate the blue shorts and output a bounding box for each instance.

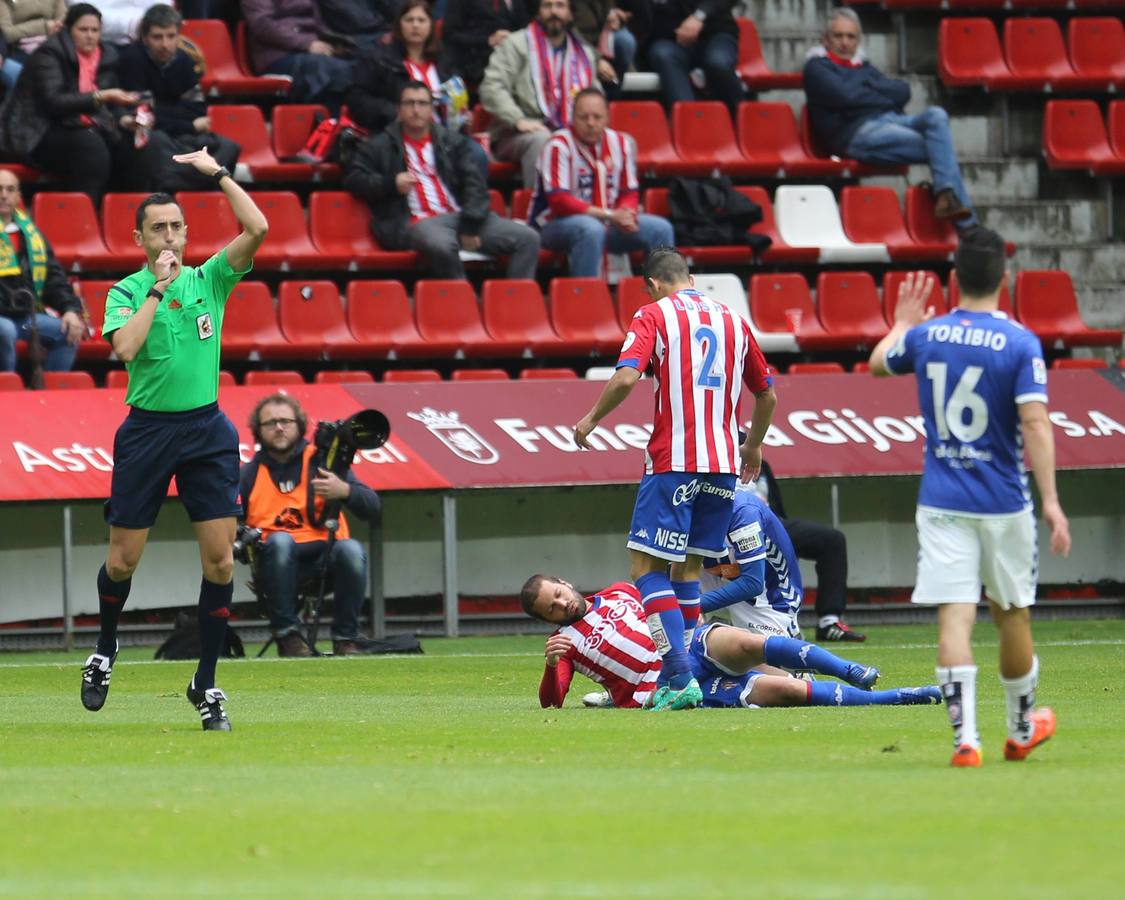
[627,472,737,561]
[690,623,763,708]
[105,402,241,528]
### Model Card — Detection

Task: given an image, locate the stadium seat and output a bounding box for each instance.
[1052,358,1108,369]
[251,191,349,270]
[481,279,588,356]
[519,367,579,379]
[271,104,340,182]
[641,188,755,265]
[100,193,148,262]
[1106,102,1125,162]
[904,186,959,257]
[609,101,699,177]
[883,271,949,324]
[488,190,507,217]
[208,104,314,181]
[314,370,375,384]
[736,186,816,265]
[175,191,239,265]
[748,274,837,351]
[218,370,236,386]
[0,371,23,390]
[1068,18,1125,91]
[584,366,616,380]
[1042,101,1125,175]
[948,271,1015,316]
[735,19,803,90]
[548,278,627,354]
[181,19,291,96]
[105,369,128,389]
[468,105,519,181]
[345,280,438,358]
[615,276,648,331]
[73,279,116,360]
[245,370,305,385]
[309,192,418,269]
[1004,18,1103,92]
[691,273,752,324]
[852,361,870,373]
[816,271,889,347]
[278,280,377,359]
[939,19,1013,89]
[841,186,953,262]
[789,362,845,374]
[737,103,844,178]
[43,371,96,390]
[384,368,442,382]
[1014,270,1123,347]
[451,368,510,381]
[672,102,756,176]
[799,107,906,178]
[415,280,525,358]
[774,185,889,263]
[221,280,293,359]
[30,192,122,271]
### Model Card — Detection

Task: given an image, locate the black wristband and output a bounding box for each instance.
[213,166,231,184]
[146,286,165,303]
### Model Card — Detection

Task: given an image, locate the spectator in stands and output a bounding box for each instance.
[241,0,353,113]
[117,4,240,192]
[0,3,146,201]
[631,0,744,115]
[345,80,541,279]
[0,167,85,375]
[317,0,395,52]
[442,0,530,87]
[755,458,866,643]
[241,393,384,657]
[804,7,976,225]
[0,0,66,89]
[480,0,600,189]
[531,87,671,277]
[573,0,636,98]
[71,0,148,45]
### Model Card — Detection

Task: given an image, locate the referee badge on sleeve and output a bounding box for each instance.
[196,312,214,341]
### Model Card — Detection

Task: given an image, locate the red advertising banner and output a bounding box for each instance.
[1,370,1122,502]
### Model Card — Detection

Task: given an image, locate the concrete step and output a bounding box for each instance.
[737,0,836,32]
[1073,283,1125,331]
[1014,243,1125,285]
[957,157,1040,201]
[976,199,1108,245]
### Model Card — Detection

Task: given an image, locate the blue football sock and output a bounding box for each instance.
[194,578,233,691]
[96,563,131,657]
[808,682,918,707]
[763,636,854,680]
[636,571,691,688]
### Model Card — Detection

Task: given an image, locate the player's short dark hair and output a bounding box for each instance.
[572,86,605,109]
[139,3,182,37]
[65,3,101,28]
[643,246,689,284]
[135,192,183,231]
[520,573,550,620]
[399,79,433,102]
[249,393,308,443]
[954,226,1006,299]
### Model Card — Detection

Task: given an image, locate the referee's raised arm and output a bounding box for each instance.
[171,148,269,272]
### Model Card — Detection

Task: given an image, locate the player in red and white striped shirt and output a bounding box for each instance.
[574,248,777,711]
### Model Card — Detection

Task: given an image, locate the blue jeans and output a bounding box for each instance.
[647,32,744,113]
[0,57,21,91]
[265,52,354,115]
[258,532,367,640]
[846,108,978,227]
[603,28,637,99]
[539,213,675,277]
[0,312,79,372]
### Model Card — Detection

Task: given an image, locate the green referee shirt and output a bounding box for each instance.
[102,250,251,412]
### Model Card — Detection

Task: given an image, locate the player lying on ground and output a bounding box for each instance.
[520,576,941,709]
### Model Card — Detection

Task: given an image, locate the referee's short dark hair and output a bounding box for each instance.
[954,226,1006,299]
[135,192,183,231]
[249,393,308,443]
[643,246,689,284]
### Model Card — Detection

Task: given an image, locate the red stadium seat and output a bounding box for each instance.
[883,271,948,324]
[181,19,291,96]
[221,280,293,359]
[1014,270,1123,347]
[841,186,952,262]
[105,369,128,389]
[789,362,845,374]
[852,361,871,373]
[481,279,589,356]
[1106,101,1125,162]
[345,280,437,358]
[816,271,888,347]
[245,370,305,385]
[737,186,816,265]
[43,371,96,390]
[384,368,442,382]
[100,193,149,263]
[175,191,239,265]
[415,280,525,358]
[468,106,519,181]
[737,103,840,178]
[218,370,236,386]
[73,279,116,360]
[314,370,375,384]
[278,280,377,359]
[1052,358,1108,369]
[749,274,840,350]
[608,101,699,177]
[736,19,803,90]
[672,102,755,176]
[1042,101,1125,175]
[519,367,579,379]
[271,104,340,181]
[451,368,510,381]
[548,278,627,355]
[30,193,119,271]
[904,186,958,257]
[615,276,649,331]
[208,105,314,181]
[252,191,350,270]
[948,271,1015,316]
[1004,19,1102,92]
[309,192,418,269]
[488,190,507,217]
[939,19,1012,89]
[0,371,24,390]
[1068,18,1125,91]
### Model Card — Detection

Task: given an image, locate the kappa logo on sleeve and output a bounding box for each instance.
[729,521,763,554]
[196,312,214,340]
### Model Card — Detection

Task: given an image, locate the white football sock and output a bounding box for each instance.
[818,615,840,629]
[937,665,979,749]
[1000,655,1039,743]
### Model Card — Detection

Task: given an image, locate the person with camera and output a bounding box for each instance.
[0,167,86,375]
[240,393,383,658]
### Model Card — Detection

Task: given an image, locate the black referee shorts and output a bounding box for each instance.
[105,402,242,529]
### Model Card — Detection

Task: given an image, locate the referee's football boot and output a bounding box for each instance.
[816,621,866,643]
[844,663,880,691]
[186,679,232,731]
[81,641,119,711]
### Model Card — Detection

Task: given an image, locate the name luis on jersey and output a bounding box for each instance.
[925,323,1008,351]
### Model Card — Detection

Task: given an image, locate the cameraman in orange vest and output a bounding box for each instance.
[240,393,383,656]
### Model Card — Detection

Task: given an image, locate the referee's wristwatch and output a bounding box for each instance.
[212,166,231,184]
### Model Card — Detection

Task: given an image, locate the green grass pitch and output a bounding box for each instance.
[1,620,1122,898]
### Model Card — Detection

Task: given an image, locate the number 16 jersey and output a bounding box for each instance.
[884,309,1048,515]
[617,289,773,475]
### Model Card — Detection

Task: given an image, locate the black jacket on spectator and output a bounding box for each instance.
[803,55,911,156]
[0,30,124,160]
[630,0,737,44]
[347,38,453,134]
[343,121,491,249]
[442,0,530,85]
[318,0,397,45]
[116,41,205,137]
[0,234,82,319]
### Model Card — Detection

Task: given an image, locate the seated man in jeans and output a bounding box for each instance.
[530,87,672,277]
[240,393,382,657]
[804,7,976,225]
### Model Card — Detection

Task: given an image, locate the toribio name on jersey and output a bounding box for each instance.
[925,322,1010,351]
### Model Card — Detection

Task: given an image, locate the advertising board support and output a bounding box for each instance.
[61,505,74,651]
[442,494,459,638]
[368,518,385,639]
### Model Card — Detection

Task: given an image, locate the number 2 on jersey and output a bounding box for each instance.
[694,325,722,389]
[925,362,988,442]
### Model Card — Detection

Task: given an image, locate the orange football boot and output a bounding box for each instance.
[951,744,982,767]
[1004,707,1056,761]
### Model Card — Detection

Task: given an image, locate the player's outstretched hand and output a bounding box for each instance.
[894,271,938,327]
[1043,499,1071,558]
[171,147,222,177]
[152,248,179,286]
[573,414,596,449]
[739,440,762,484]
[544,633,573,667]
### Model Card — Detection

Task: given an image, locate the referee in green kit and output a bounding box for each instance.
[81,149,268,731]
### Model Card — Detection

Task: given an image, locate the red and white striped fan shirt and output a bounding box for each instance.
[617,289,773,475]
[530,126,638,227]
[403,134,460,222]
[539,582,661,709]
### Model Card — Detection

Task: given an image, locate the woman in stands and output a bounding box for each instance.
[0,3,148,200]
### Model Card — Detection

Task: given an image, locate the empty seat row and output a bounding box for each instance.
[1043,100,1125,173]
[884,0,1125,10]
[180,19,291,97]
[940,17,1125,91]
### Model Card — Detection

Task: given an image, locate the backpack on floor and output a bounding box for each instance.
[154,611,246,660]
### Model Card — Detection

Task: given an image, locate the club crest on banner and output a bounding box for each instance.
[407,407,500,465]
